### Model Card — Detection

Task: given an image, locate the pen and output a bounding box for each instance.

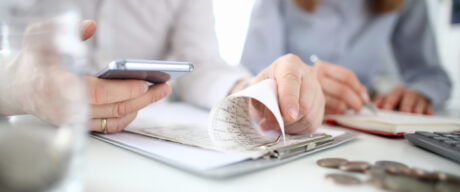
[309,55,378,115]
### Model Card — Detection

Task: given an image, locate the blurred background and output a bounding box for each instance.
[213,0,460,109]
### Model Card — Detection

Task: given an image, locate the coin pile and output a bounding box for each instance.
[317,158,460,192]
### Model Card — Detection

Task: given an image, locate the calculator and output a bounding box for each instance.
[405,131,460,164]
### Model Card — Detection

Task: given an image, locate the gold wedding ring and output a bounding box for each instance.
[101,118,107,134]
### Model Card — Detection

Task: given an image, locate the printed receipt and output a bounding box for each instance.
[208,79,286,152]
[128,79,329,159]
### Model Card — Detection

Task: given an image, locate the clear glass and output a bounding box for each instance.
[0,0,88,191]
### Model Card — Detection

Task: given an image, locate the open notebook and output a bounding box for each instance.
[326,109,460,137]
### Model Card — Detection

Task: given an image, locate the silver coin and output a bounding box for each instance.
[366,161,387,177]
[367,161,407,189]
[325,173,361,186]
[366,166,386,186]
[435,181,460,192]
[434,171,449,181]
[382,174,435,192]
[433,171,460,184]
[409,168,427,178]
[407,168,441,181]
[317,158,348,168]
[375,160,408,169]
[339,161,370,172]
[385,165,411,176]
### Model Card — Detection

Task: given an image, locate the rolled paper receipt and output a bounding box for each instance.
[208,79,286,152]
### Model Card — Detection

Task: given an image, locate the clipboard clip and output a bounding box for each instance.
[259,133,334,160]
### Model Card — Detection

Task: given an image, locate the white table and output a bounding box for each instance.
[85,108,460,192]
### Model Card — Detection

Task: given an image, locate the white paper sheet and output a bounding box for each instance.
[129,80,289,155]
[208,79,285,152]
[105,79,349,169]
[126,80,345,159]
[99,131,248,170]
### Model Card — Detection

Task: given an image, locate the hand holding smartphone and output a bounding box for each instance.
[97,59,194,83]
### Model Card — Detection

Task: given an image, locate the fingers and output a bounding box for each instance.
[325,96,347,115]
[90,112,138,133]
[414,97,433,115]
[256,54,325,135]
[273,55,303,122]
[87,77,153,104]
[81,20,97,41]
[286,96,324,134]
[320,77,363,112]
[414,98,429,114]
[292,70,324,134]
[399,90,417,113]
[374,96,384,108]
[315,62,368,113]
[375,87,433,115]
[380,87,404,110]
[316,62,369,102]
[426,105,434,115]
[91,83,172,118]
[284,89,324,135]
[88,82,171,134]
[259,107,280,132]
[249,98,268,121]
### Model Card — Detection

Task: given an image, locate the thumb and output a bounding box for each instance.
[80,20,97,41]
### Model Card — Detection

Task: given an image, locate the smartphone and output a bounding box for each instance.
[97,59,194,83]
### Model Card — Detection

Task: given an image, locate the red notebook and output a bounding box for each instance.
[325,110,460,137]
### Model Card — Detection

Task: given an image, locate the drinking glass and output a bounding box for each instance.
[0,0,88,191]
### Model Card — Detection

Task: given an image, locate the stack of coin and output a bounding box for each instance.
[316,158,460,192]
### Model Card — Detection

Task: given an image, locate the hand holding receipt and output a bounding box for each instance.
[128,79,339,159]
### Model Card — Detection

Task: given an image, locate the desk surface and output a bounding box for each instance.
[86,126,460,192]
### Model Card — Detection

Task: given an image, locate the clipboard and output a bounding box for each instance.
[91,128,357,179]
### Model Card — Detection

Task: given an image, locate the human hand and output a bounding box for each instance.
[4,19,97,124]
[81,21,172,133]
[374,87,433,115]
[8,19,172,133]
[87,77,171,133]
[314,61,369,115]
[243,54,325,135]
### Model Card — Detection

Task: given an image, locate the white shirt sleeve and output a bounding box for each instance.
[170,0,251,109]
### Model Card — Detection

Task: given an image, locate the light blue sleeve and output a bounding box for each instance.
[240,0,286,75]
[391,0,452,109]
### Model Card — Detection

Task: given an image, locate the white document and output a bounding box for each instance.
[99,123,345,171]
[208,79,285,152]
[98,131,249,171]
[130,80,287,157]
[127,79,345,159]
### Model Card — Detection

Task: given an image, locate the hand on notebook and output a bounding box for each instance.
[314,61,369,115]
[247,54,325,135]
[374,87,433,115]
